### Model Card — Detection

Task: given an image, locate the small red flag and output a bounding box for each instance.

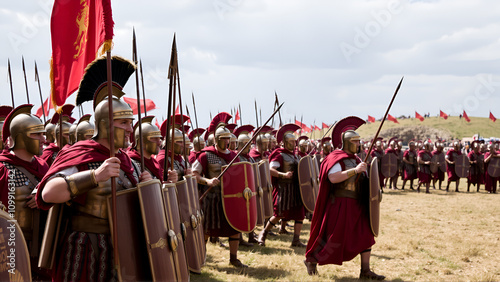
[234,109,240,122]
[415,111,424,122]
[440,110,448,120]
[35,97,53,118]
[490,112,497,122]
[314,125,321,131]
[50,0,114,108]
[295,120,310,133]
[387,114,399,124]
[463,110,470,122]
[122,97,158,115]
[322,122,329,129]
[155,118,160,129]
[175,104,180,114]
[367,115,376,123]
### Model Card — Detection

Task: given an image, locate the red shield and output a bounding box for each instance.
[488,157,500,177]
[454,155,470,178]
[0,210,31,282]
[381,153,398,178]
[221,161,258,233]
[175,177,204,274]
[258,159,274,218]
[369,157,382,237]
[251,162,266,226]
[298,155,319,213]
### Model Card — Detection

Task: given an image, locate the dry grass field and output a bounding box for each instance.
[191,179,500,281]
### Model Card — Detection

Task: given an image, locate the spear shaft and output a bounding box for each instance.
[22,56,30,104]
[132,28,144,171]
[8,59,15,107]
[34,61,46,123]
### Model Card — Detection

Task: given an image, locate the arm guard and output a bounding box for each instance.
[65,170,98,198]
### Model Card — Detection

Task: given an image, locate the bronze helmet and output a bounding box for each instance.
[76,114,94,142]
[3,104,45,155]
[134,116,162,155]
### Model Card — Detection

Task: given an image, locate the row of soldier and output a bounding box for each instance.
[355,138,500,194]
[0,55,346,281]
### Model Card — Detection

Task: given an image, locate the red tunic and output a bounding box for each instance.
[417,150,432,184]
[268,147,305,221]
[305,150,374,265]
[484,151,499,193]
[403,149,418,180]
[467,151,481,184]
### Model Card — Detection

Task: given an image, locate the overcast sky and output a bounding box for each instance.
[1,0,499,129]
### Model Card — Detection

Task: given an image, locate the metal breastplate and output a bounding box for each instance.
[72,162,138,233]
[281,152,298,173]
[205,152,228,193]
[335,158,358,192]
[170,156,185,180]
[280,152,298,184]
[408,152,415,163]
[2,162,37,234]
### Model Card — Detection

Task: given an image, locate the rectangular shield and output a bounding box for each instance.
[137,179,188,282]
[251,162,265,226]
[298,155,318,213]
[258,159,273,218]
[107,188,152,282]
[369,157,382,237]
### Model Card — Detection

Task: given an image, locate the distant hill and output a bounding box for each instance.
[310,116,499,143]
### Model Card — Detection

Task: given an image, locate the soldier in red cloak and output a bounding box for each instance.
[249,126,272,162]
[35,56,153,281]
[446,141,462,192]
[467,140,482,192]
[127,116,172,181]
[384,138,399,189]
[304,116,384,280]
[416,141,433,193]
[402,141,418,190]
[297,136,309,158]
[320,137,332,163]
[40,105,74,166]
[257,124,307,248]
[431,141,446,190]
[484,143,499,193]
[0,104,50,280]
[192,112,247,268]
[188,128,206,164]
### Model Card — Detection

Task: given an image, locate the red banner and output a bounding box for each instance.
[322,122,329,129]
[50,0,114,108]
[234,109,240,122]
[123,97,158,115]
[367,115,376,123]
[35,97,53,119]
[314,125,321,131]
[490,112,497,122]
[415,111,424,122]
[440,110,448,120]
[295,120,310,133]
[462,110,470,122]
[387,114,399,124]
